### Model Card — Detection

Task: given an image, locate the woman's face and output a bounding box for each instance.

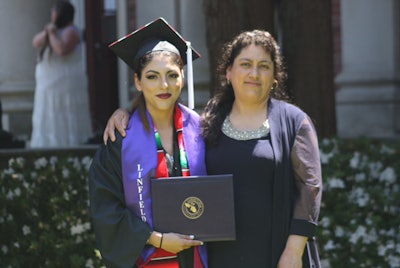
[51,8,58,24]
[226,43,275,105]
[135,54,184,115]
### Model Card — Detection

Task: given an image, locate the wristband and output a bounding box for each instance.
[159,233,164,248]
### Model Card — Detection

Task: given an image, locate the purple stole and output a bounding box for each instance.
[121,104,208,267]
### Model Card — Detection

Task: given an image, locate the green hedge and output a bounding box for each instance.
[0,138,399,267]
[0,148,102,268]
[317,138,400,267]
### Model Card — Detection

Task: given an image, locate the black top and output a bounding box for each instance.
[205,133,275,267]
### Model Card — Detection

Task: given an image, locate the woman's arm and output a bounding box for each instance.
[46,23,80,56]
[290,116,322,230]
[278,116,322,266]
[103,108,130,144]
[32,28,48,49]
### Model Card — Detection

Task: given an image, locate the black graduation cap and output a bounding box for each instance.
[108,17,200,109]
[109,17,201,69]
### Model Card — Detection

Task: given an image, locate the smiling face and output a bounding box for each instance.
[226,43,276,105]
[134,53,184,115]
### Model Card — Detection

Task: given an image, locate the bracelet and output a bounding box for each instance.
[159,233,164,248]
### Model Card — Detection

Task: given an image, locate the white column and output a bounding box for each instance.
[0,0,53,139]
[180,0,211,108]
[116,0,131,109]
[335,0,400,138]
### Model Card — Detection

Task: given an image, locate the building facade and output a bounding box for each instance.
[0,0,399,146]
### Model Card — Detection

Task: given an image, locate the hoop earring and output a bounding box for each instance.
[226,78,231,85]
[271,81,278,90]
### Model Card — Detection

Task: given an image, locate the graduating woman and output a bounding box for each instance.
[89,18,207,268]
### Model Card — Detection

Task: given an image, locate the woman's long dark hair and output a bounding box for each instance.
[53,0,75,28]
[201,30,290,145]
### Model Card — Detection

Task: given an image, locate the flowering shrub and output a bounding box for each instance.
[0,152,103,267]
[0,138,399,267]
[318,138,400,267]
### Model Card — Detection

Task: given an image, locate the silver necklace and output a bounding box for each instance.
[222,116,270,140]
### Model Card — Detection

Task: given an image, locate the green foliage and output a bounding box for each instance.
[1,138,399,267]
[0,154,103,267]
[318,138,400,267]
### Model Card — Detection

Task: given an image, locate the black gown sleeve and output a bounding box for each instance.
[89,132,152,268]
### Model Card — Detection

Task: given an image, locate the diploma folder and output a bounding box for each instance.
[151,174,236,241]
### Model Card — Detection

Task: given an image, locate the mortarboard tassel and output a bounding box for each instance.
[186,41,194,109]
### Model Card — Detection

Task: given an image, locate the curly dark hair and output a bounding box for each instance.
[201,30,290,144]
[53,0,75,29]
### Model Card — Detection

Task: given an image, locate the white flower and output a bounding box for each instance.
[349,152,361,169]
[354,173,366,182]
[368,161,383,179]
[388,255,400,267]
[13,242,20,248]
[348,187,370,207]
[22,225,31,236]
[31,208,38,217]
[319,150,333,164]
[378,244,387,256]
[320,217,331,228]
[335,226,345,237]
[63,191,70,201]
[49,156,58,166]
[70,222,91,236]
[8,158,15,166]
[85,259,94,268]
[34,157,48,169]
[62,169,70,178]
[69,157,81,170]
[1,245,8,254]
[14,188,21,197]
[71,225,84,235]
[350,225,366,244]
[23,181,30,189]
[15,157,25,167]
[82,156,92,171]
[380,144,395,155]
[6,190,14,200]
[363,228,377,244]
[324,240,336,251]
[30,171,38,179]
[379,167,396,184]
[326,177,345,189]
[320,259,331,268]
[4,167,14,175]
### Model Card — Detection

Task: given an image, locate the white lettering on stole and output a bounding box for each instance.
[137,164,147,222]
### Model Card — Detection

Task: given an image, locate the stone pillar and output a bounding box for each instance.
[0,0,53,140]
[335,0,400,138]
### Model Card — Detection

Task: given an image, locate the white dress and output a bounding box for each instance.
[30,26,93,148]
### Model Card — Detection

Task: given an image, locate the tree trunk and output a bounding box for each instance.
[280,0,337,137]
[202,0,274,94]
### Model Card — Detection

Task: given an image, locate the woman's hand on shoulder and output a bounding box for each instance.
[103,108,130,145]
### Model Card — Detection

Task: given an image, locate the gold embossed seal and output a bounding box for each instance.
[181,196,204,219]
